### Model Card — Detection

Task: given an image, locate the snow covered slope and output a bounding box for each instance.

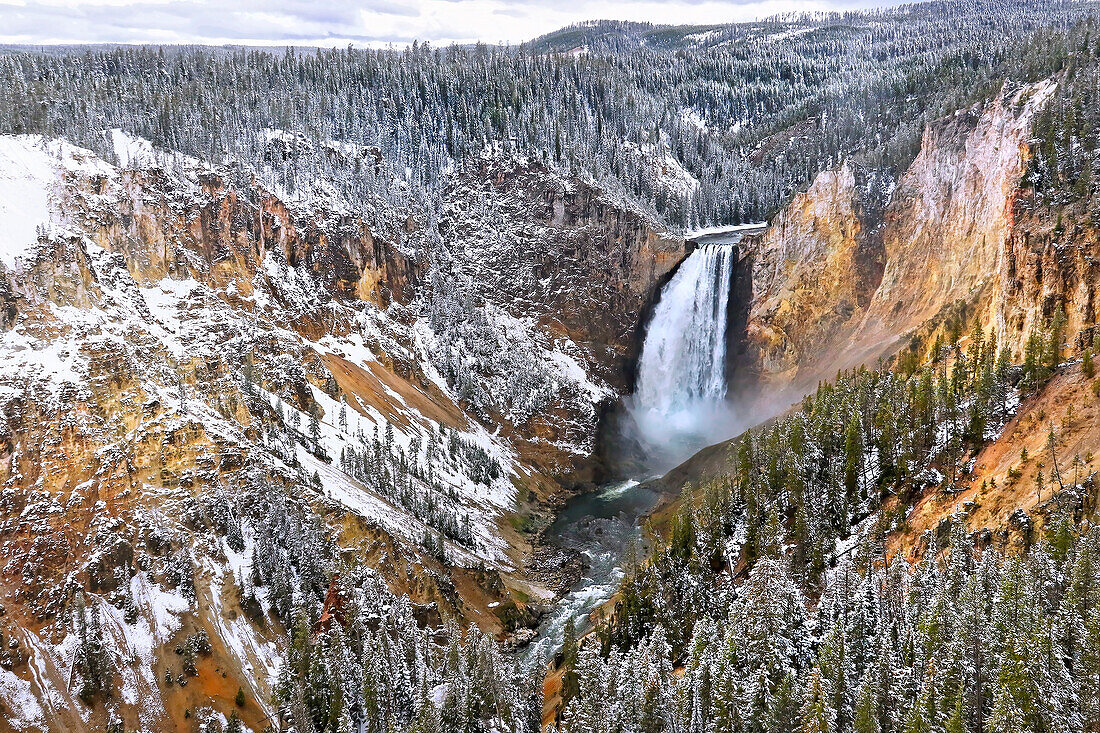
[0,131,685,730]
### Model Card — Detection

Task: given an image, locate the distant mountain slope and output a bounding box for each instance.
[0,0,1091,232]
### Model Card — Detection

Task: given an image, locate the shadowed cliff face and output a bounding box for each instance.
[440,156,688,392]
[436,156,689,481]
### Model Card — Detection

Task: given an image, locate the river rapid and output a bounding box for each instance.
[522,477,665,668]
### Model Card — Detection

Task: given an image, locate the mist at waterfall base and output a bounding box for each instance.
[625,241,745,470]
[521,232,762,670]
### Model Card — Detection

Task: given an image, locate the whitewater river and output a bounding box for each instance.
[522,477,666,668]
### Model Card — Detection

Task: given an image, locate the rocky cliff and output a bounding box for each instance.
[737,79,1062,392]
[744,162,885,383]
[434,154,687,477]
[999,190,1100,357]
[0,135,684,730]
[442,156,686,386]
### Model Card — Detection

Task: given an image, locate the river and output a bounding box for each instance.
[522,477,669,668]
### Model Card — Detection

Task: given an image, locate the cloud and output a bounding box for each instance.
[0,0,898,46]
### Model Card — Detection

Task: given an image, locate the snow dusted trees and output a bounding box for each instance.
[268,565,541,733]
[555,317,1100,733]
[74,593,115,704]
[557,516,1100,733]
[0,2,1094,233]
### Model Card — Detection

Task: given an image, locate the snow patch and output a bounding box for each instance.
[0,668,46,731]
[0,135,112,267]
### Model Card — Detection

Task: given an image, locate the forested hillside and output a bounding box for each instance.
[5,3,1100,732]
[553,324,1100,732]
[0,0,1092,232]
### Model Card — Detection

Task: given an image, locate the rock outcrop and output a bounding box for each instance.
[738,79,1061,391]
[857,80,1058,355]
[999,194,1100,358]
[440,155,688,391]
[744,162,885,382]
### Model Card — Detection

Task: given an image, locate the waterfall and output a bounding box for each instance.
[631,243,737,453]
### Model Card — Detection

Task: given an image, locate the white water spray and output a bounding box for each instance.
[631,242,739,459]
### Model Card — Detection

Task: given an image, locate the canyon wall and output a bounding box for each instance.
[440,156,688,391]
[0,137,686,730]
[744,162,885,384]
[738,79,1066,391]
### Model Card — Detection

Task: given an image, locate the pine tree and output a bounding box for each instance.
[1081,606,1100,732]
[853,679,880,733]
[987,680,1027,733]
[74,594,114,704]
[801,668,835,733]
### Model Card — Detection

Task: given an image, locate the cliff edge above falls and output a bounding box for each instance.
[434,154,688,479]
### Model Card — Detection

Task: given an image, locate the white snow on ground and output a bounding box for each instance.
[295,373,519,566]
[680,107,709,131]
[0,135,111,267]
[0,667,46,731]
[623,141,699,199]
[684,29,723,45]
[94,577,189,726]
[0,308,92,390]
[653,145,699,198]
[110,129,159,169]
[203,535,281,711]
[11,627,86,727]
[109,129,214,180]
[684,222,768,239]
[546,337,614,405]
[0,136,54,266]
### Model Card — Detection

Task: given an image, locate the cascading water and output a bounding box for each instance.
[521,227,760,671]
[631,242,738,458]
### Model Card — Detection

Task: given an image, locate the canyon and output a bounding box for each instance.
[1,67,1099,732]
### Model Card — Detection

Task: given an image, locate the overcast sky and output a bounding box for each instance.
[0,0,899,47]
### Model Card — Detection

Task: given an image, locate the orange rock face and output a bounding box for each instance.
[739,80,1063,394]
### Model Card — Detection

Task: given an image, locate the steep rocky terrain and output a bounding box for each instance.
[891,359,1100,561]
[742,161,886,384]
[0,135,681,730]
[434,155,687,479]
[658,74,1100,575]
[735,79,1061,395]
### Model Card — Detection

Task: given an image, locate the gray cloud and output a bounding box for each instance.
[0,0,899,46]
